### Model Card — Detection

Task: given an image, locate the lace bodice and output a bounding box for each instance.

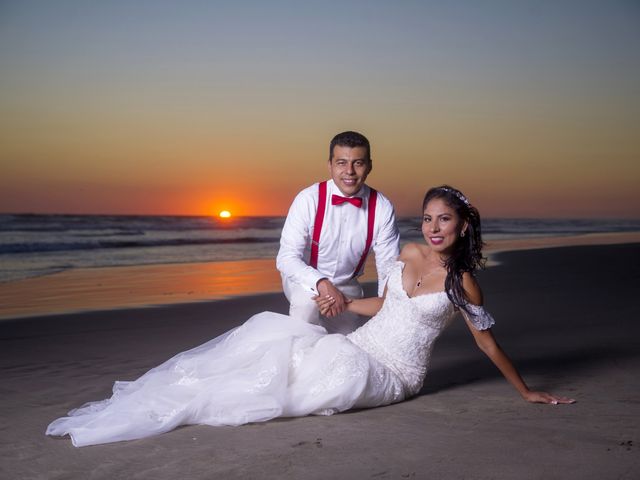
[348,261,494,396]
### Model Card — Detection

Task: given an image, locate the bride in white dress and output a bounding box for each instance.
[46,186,574,447]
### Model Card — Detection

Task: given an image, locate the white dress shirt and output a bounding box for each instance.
[277,179,400,296]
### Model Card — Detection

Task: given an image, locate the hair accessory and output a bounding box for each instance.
[440,187,471,206]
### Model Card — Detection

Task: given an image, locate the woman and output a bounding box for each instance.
[47,186,573,447]
[319,185,573,404]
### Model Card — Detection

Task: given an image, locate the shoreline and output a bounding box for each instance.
[1,231,639,321]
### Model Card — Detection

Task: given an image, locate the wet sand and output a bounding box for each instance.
[1,231,638,320]
[0,243,639,479]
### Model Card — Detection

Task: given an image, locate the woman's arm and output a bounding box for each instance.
[314,290,385,318]
[461,274,575,405]
[346,296,384,316]
[464,323,573,404]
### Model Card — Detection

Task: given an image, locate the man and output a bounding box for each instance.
[276,131,400,334]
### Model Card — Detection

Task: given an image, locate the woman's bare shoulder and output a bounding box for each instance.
[462,272,484,305]
[399,243,424,261]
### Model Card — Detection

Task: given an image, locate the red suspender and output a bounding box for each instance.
[309,181,378,278]
[309,181,327,269]
[351,188,377,278]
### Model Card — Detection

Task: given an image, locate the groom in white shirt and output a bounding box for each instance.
[276,131,400,334]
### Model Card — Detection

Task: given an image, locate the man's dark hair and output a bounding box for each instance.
[329,131,371,162]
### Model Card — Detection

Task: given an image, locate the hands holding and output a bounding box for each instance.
[314,279,350,317]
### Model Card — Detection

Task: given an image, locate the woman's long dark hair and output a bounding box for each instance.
[422,185,486,314]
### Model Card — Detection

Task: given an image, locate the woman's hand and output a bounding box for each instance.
[313,294,334,316]
[523,390,575,405]
[316,280,348,317]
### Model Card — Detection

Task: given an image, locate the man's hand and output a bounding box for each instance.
[316,279,348,317]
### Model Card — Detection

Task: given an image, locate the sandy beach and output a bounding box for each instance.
[1,242,639,479]
[3,1,639,477]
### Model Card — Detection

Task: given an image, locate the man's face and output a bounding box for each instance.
[327,145,372,197]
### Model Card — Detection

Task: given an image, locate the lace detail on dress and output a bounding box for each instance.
[461,304,495,331]
[308,346,368,397]
[377,256,401,293]
[348,261,456,396]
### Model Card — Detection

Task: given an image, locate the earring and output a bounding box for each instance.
[460,231,466,237]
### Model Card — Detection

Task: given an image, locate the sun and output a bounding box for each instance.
[219,210,232,218]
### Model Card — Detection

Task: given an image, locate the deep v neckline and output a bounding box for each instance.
[396,261,447,300]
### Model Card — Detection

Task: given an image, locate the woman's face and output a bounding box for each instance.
[422,197,467,255]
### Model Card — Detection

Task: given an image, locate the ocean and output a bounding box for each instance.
[1,214,639,283]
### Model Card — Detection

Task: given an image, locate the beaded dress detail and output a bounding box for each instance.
[46,261,495,447]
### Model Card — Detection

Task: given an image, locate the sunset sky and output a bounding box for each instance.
[1,1,638,218]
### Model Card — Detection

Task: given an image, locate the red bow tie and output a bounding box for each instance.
[331,194,363,208]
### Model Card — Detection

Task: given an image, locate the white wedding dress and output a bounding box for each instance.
[46,261,494,447]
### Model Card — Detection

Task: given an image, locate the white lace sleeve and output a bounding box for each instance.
[379,258,402,295]
[461,304,495,331]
